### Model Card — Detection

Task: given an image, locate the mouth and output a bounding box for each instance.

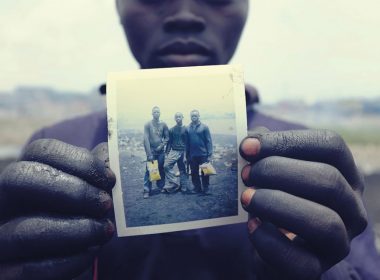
[155,39,213,67]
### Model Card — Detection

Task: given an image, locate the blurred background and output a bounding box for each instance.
[0,0,379,249]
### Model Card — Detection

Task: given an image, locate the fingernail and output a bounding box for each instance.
[104,219,115,238]
[99,191,113,212]
[278,228,297,240]
[241,165,251,184]
[248,218,261,234]
[241,188,256,209]
[241,138,260,157]
[106,168,116,186]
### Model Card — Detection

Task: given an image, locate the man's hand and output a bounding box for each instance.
[147,155,154,162]
[239,128,367,280]
[0,139,116,280]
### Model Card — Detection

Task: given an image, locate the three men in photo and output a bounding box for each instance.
[144,108,213,196]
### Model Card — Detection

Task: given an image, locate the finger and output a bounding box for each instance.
[250,221,324,280]
[91,143,116,194]
[239,127,269,161]
[243,191,298,240]
[0,252,95,280]
[91,143,112,171]
[239,129,363,190]
[242,188,350,263]
[21,139,115,191]
[0,161,113,219]
[0,216,114,261]
[241,157,367,237]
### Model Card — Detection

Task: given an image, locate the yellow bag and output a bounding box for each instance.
[147,160,161,182]
[200,162,217,176]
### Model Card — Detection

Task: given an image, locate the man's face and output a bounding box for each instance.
[175,113,184,125]
[190,111,200,123]
[152,107,161,120]
[116,0,248,68]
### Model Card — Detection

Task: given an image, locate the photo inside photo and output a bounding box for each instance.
[107,65,247,236]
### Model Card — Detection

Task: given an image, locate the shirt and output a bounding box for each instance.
[143,120,169,157]
[167,125,187,152]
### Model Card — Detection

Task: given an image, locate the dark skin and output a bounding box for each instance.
[116,0,248,68]
[239,128,367,279]
[0,0,368,279]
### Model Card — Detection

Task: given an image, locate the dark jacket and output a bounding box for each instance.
[186,122,213,159]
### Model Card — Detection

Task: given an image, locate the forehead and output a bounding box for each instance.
[191,111,199,116]
[152,108,160,112]
[175,113,183,118]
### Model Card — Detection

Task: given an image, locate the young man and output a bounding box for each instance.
[0,0,379,279]
[143,106,169,198]
[187,110,213,194]
[163,112,188,193]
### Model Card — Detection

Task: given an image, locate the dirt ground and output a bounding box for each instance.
[119,150,239,228]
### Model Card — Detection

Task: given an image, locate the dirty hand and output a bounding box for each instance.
[0,139,116,280]
[239,128,367,280]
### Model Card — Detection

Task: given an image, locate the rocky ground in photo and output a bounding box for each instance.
[118,133,239,227]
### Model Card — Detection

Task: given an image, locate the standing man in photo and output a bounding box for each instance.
[143,106,169,198]
[163,112,188,193]
[187,110,213,194]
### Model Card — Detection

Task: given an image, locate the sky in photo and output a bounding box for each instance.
[1,0,379,102]
[112,67,239,135]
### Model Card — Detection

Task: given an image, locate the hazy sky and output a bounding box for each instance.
[1,0,379,102]
[111,66,241,135]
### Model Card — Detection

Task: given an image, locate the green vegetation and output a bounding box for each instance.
[315,125,380,145]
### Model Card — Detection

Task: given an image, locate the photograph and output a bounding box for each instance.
[107,65,247,236]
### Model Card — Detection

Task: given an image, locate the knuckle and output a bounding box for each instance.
[323,166,345,198]
[22,139,59,161]
[323,130,348,154]
[353,209,368,236]
[253,157,273,178]
[252,156,284,186]
[321,210,350,260]
[321,210,346,241]
[1,162,35,189]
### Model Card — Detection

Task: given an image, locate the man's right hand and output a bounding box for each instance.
[0,139,116,280]
[147,155,154,162]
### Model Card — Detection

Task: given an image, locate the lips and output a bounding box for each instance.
[155,39,213,67]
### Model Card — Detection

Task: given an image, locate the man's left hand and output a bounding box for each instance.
[239,128,367,280]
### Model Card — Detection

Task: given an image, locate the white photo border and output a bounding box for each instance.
[107,65,248,236]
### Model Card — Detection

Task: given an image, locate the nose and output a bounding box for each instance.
[163,1,206,33]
